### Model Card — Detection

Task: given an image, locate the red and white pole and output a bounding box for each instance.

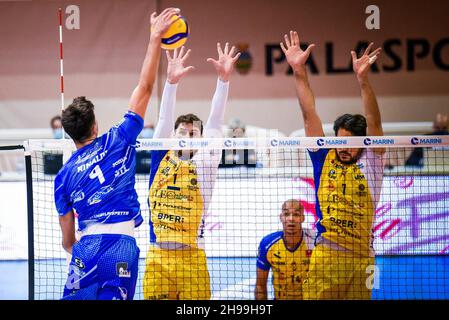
[58,8,65,139]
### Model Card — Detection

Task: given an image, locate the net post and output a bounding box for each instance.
[24,142,35,300]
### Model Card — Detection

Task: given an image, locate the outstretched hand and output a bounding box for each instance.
[207,42,241,82]
[280,30,315,73]
[150,8,180,39]
[351,43,382,81]
[166,46,195,84]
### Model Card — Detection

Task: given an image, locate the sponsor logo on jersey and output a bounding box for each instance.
[153,189,194,202]
[74,257,85,269]
[157,213,185,223]
[291,261,298,271]
[114,166,129,178]
[87,185,114,205]
[161,166,171,176]
[187,178,199,191]
[71,190,85,203]
[165,156,179,167]
[116,262,131,278]
[112,157,126,167]
[354,173,365,180]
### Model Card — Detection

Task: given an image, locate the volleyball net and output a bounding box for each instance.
[22,135,449,300]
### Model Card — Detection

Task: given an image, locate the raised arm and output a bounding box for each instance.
[128,8,180,119]
[204,43,240,137]
[281,31,324,137]
[351,43,383,137]
[153,46,194,138]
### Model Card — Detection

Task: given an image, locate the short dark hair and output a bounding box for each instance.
[333,114,367,136]
[50,115,62,129]
[174,113,203,134]
[62,96,96,142]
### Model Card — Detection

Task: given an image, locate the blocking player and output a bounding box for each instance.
[255,200,315,300]
[280,31,385,299]
[54,8,180,300]
[143,43,240,300]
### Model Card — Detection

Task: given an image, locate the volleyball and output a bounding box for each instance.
[160,15,189,50]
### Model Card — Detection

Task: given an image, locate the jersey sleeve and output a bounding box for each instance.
[308,148,329,166]
[116,111,144,145]
[153,81,177,139]
[308,148,329,185]
[256,238,271,271]
[149,150,169,188]
[54,171,72,216]
[203,78,229,138]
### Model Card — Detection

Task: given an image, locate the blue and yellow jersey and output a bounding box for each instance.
[148,149,222,248]
[257,230,315,300]
[309,148,384,256]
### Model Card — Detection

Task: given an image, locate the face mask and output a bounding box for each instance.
[53,128,63,139]
[140,128,154,139]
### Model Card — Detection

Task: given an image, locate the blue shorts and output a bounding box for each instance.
[62,234,140,300]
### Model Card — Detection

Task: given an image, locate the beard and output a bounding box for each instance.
[336,149,362,164]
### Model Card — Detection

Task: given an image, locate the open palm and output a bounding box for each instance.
[351,42,382,80]
[207,42,241,82]
[166,46,194,84]
[280,31,315,72]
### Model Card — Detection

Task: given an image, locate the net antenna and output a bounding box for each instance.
[58,9,73,161]
[59,8,76,269]
[58,8,65,139]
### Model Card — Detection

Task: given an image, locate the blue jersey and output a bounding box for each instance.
[54,111,144,231]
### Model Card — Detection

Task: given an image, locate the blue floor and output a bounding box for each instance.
[1,256,448,300]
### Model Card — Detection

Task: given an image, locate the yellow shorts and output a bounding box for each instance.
[303,244,375,300]
[143,245,211,300]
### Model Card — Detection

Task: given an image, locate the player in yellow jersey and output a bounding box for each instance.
[143,43,240,300]
[280,31,385,299]
[255,200,314,300]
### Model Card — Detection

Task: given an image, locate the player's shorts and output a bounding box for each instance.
[303,244,375,300]
[143,245,211,300]
[62,234,140,300]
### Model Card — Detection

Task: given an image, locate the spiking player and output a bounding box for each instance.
[54,8,180,300]
[255,200,315,300]
[280,30,385,299]
[143,43,240,300]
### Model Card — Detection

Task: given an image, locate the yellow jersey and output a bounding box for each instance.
[148,149,221,249]
[309,148,384,256]
[256,229,315,300]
